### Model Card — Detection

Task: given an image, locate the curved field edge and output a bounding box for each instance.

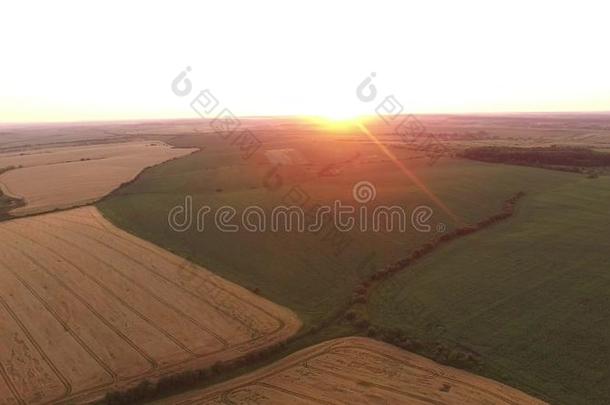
[95,147,591,402]
[95,188,538,405]
[96,150,583,327]
[149,337,546,405]
[0,188,24,220]
[368,175,610,404]
[0,206,301,405]
[0,142,198,219]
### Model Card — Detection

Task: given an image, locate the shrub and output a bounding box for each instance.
[354,285,366,295]
[367,326,378,337]
[354,318,370,330]
[344,311,357,321]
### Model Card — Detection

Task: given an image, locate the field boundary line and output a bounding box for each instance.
[0,227,159,374]
[42,215,269,339]
[186,338,535,405]
[0,225,193,359]
[232,382,334,405]
[24,218,231,350]
[0,356,25,405]
[309,344,525,405]
[0,209,302,404]
[0,294,72,401]
[47,213,285,338]
[0,220,282,405]
[88,207,292,332]
[0,253,118,387]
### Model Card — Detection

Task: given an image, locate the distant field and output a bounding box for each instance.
[369,175,610,404]
[0,207,300,404]
[0,141,196,216]
[153,337,546,404]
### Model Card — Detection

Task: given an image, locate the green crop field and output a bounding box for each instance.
[97,134,580,325]
[369,173,610,404]
[96,127,610,403]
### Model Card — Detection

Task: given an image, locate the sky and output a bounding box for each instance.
[1,0,610,123]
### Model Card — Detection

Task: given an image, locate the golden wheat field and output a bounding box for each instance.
[155,337,546,405]
[0,206,301,405]
[0,141,196,216]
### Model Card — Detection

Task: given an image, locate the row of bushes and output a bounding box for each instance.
[101,338,291,405]
[460,145,610,168]
[350,191,526,305]
[0,180,26,220]
[375,327,480,369]
[343,312,480,370]
[100,298,353,404]
[344,192,526,368]
[0,165,21,175]
[101,191,526,404]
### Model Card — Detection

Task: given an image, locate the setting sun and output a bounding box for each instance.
[1,0,609,124]
[304,114,370,133]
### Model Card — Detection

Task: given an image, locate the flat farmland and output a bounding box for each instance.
[0,141,197,216]
[98,136,580,327]
[369,175,610,404]
[154,337,546,404]
[0,206,300,404]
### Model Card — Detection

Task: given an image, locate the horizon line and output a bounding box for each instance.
[2,109,610,127]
